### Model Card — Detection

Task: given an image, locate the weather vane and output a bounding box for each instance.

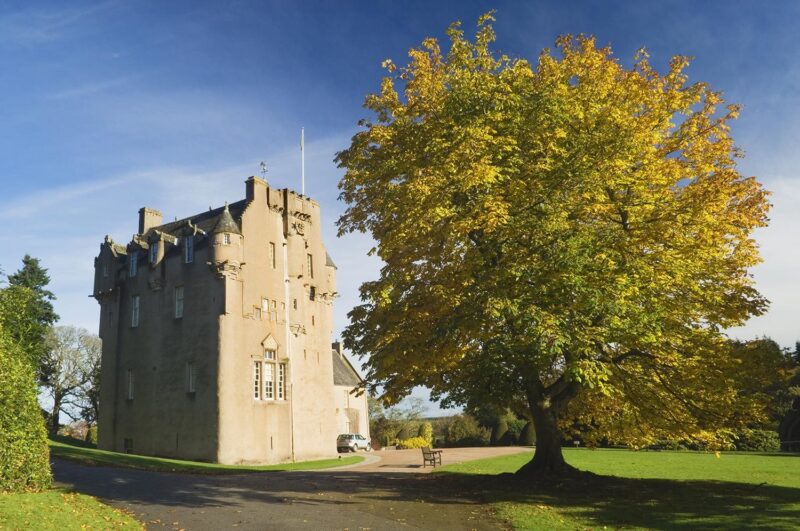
[259,161,268,179]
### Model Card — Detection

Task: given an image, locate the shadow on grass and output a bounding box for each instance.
[438,471,800,529]
[51,458,800,530]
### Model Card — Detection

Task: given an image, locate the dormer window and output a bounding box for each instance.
[129,251,138,277]
[184,235,194,263]
[223,233,231,245]
[149,243,158,264]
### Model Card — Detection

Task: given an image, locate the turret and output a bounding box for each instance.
[211,203,243,267]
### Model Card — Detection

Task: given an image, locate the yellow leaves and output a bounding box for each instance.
[381,59,396,73]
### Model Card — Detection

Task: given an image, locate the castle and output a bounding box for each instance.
[92,176,369,464]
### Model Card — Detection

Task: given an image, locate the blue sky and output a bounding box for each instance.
[1,1,799,415]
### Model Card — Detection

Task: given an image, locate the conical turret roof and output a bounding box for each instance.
[212,203,242,235]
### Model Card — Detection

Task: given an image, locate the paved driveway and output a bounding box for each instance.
[53,447,529,530]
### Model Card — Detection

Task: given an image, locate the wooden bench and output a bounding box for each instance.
[421,447,442,467]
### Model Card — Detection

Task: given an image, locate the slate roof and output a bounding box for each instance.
[332,350,363,387]
[146,199,248,239]
[212,204,243,235]
[325,251,337,269]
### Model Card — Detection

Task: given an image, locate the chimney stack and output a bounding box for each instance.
[246,175,268,202]
[332,341,342,357]
[138,207,163,235]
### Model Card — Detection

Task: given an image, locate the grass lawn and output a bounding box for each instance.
[49,437,364,474]
[0,489,142,530]
[438,448,800,530]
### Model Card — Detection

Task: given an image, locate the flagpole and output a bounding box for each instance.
[301,127,305,196]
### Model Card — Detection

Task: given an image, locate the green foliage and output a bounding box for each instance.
[732,429,781,452]
[506,419,527,444]
[0,320,51,492]
[4,256,57,376]
[397,436,431,449]
[418,422,433,445]
[444,415,490,447]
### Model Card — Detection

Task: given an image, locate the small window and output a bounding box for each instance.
[126,369,134,400]
[174,286,184,318]
[103,264,109,277]
[292,299,297,310]
[277,363,286,400]
[311,315,315,326]
[254,307,262,320]
[265,349,276,360]
[186,362,196,393]
[129,251,138,277]
[253,362,261,399]
[150,243,158,264]
[269,242,276,269]
[185,235,194,263]
[307,253,313,278]
[223,233,231,245]
[131,296,140,327]
[309,286,316,301]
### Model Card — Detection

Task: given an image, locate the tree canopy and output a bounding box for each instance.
[336,14,771,474]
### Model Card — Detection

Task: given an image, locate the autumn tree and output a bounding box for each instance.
[337,14,771,475]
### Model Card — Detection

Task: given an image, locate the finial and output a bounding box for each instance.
[224,201,229,212]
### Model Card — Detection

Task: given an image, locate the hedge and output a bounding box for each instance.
[0,326,51,492]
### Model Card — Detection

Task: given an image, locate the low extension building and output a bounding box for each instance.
[92,176,369,464]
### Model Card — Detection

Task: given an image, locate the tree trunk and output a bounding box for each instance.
[516,397,575,477]
[48,393,62,438]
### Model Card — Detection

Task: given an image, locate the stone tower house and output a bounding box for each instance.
[92,176,351,464]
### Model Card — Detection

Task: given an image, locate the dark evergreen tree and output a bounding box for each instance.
[5,255,58,378]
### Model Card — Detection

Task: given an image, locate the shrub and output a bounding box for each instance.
[506,419,526,445]
[417,422,433,445]
[0,326,51,492]
[490,418,509,446]
[733,429,781,452]
[445,415,490,447]
[397,436,430,449]
[518,421,536,446]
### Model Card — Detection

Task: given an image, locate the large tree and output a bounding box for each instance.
[41,326,99,438]
[336,14,771,475]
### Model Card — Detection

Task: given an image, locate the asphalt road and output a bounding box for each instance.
[52,458,506,530]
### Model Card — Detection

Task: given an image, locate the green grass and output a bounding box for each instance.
[49,438,364,474]
[0,489,142,530]
[438,448,800,530]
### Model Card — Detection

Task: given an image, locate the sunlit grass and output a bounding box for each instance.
[438,448,800,530]
[49,437,363,474]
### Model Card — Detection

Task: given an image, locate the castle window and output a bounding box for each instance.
[223,233,231,245]
[309,286,316,301]
[185,235,194,263]
[269,242,276,269]
[253,362,261,399]
[149,243,158,264]
[307,253,314,278]
[186,363,196,393]
[254,307,261,320]
[277,363,286,400]
[264,362,274,399]
[103,264,109,277]
[129,251,138,277]
[174,286,184,318]
[126,369,134,400]
[131,296,140,327]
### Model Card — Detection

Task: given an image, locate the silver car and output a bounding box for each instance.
[337,433,371,452]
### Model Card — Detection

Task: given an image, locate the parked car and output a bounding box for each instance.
[337,433,371,452]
